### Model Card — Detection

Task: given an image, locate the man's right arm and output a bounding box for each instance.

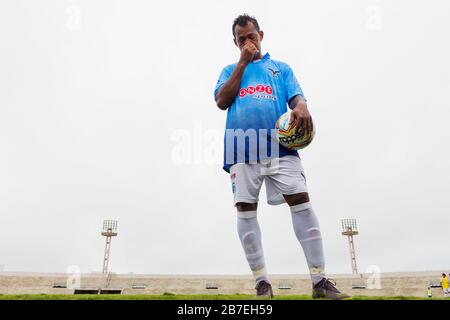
[215,62,247,110]
[215,41,258,110]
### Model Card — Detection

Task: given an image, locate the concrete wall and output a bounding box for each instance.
[0,271,446,298]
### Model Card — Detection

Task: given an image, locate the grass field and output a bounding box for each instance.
[0,293,442,300]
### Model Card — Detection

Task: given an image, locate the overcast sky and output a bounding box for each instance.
[0,0,449,276]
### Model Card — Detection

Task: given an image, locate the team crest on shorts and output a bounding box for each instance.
[230,173,236,194]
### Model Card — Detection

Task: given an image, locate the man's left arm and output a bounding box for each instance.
[289,95,313,135]
[281,62,313,135]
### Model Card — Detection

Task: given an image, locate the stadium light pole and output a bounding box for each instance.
[341,219,359,275]
[101,220,118,275]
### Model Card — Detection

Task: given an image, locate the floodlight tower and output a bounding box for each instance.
[101,220,118,275]
[341,219,359,275]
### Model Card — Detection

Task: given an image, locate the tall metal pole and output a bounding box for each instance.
[347,234,358,274]
[341,219,359,275]
[102,230,112,274]
[101,220,118,275]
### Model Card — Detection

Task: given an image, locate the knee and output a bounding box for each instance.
[236,202,258,212]
[283,192,310,206]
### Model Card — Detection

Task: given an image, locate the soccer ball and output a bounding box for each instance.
[275,110,315,150]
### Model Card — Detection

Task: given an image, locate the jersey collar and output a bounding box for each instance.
[251,52,270,64]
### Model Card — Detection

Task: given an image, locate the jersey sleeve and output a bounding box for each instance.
[214,66,233,98]
[280,62,306,107]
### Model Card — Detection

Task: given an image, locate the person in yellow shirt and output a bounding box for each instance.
[440,273,448,297]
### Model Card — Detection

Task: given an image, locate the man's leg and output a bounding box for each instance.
[236,202,273,298]
[264,156,349,299]
[236,202,269,284]
[230,163,272,297]
[263,157,325,282]
[283,192,326,285]
[284,192,349,299]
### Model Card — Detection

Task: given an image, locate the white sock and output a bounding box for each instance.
[290,202,326,285]
[237,211,269,284]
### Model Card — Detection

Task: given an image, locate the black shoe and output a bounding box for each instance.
[255,280,274,298]
[312,278,351,300]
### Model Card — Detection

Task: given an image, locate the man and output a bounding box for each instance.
[441,273,448,297]
[214,14,349,300]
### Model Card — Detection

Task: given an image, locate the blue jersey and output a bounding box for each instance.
[214,53,306,172]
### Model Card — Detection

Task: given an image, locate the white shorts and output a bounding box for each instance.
[229,155,308,206]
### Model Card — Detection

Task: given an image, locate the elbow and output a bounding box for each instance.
[215,96,229,111]
[217,104,228,111]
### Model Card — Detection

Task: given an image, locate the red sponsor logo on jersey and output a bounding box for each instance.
[239,85,273,97]
[256,84,265,92]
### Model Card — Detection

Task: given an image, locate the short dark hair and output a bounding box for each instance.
[232,14,260,38]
